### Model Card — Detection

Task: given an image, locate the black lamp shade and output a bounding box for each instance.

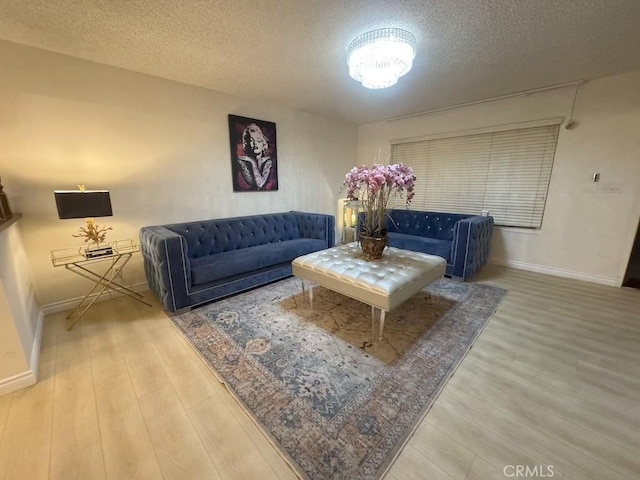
[54,190,113,219]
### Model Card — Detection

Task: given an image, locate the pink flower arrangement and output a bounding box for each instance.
[343,163,416,238]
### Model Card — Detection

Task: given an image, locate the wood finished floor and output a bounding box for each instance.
[0,265,638,480]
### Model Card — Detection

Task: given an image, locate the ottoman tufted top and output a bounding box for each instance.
[292,243,446,311]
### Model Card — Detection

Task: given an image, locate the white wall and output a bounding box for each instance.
[358,72,640,286]
[0,40,357,308]
[0,219,44,395]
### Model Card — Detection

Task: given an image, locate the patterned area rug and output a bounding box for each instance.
[169,277,506,480]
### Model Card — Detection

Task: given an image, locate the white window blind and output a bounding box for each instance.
[390,124,560,228]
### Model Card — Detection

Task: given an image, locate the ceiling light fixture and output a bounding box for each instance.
[347,28,417,89]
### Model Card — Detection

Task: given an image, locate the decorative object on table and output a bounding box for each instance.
[359,233,387,260]
[54,185,114,258]
[169,276,507,480]
[0,177,13,221]
[228,114,278,192]
[347,28,417,89]
[342,161,415,260]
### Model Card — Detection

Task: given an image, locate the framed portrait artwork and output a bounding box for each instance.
[228,114,278,192]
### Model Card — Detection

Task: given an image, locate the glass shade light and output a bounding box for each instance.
[347,28,417,89]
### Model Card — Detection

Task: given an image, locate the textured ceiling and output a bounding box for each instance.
[1,0,640,124]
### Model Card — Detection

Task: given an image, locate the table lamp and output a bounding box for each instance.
[54,185,114,258]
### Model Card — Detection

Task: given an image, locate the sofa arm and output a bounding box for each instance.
[450,216,494,280]
[139,226,191,311]
[292,212,335,247]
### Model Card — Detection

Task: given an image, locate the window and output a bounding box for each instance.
[390,122,560,228]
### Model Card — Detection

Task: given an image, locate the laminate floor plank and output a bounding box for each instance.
[145,321,218,411]
[452,363,640,450]
[492,312,640,362]
[386,443,454,480]
[468,335,640,416]
[0,265,638,480]
[50,367,105,480]
[465,455,503,480]
[446,372,640,478]
[382,471,401,480]
[138,384,222,480]
[93,374,164,480]
[438,387,633,479]
[115,325,171,399]
[187,396,283,480]
[0,395,11,444]
[237,415,300,480]
[0,346,56,480]
[426,402,561,478]
[86,325,129,387]
[407,422,475,480]
[54,334,91,377]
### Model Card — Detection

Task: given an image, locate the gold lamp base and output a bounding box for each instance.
[73,217,113,255]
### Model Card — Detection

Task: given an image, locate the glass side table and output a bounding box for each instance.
[51,239,152,330]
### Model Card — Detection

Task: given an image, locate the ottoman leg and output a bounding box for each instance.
[371,305,375,338]
[428,276,444,304]
[378,310,386,340]
[370,306,386,342]
[301,280,313,309]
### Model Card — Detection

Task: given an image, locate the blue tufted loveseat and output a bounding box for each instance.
[370,209,493,280]
[140,211,334,311]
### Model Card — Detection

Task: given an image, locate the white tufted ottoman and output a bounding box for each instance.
[292,243,446,341]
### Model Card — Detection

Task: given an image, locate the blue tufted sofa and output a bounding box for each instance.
[370,209,493,280]
[140,211,334,311]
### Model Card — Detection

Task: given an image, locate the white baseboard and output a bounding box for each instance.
[489,257,620,287]
[42,282,150,316]
[0,311,44,397]
[0,369,37,397]
[29,310,44,375]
